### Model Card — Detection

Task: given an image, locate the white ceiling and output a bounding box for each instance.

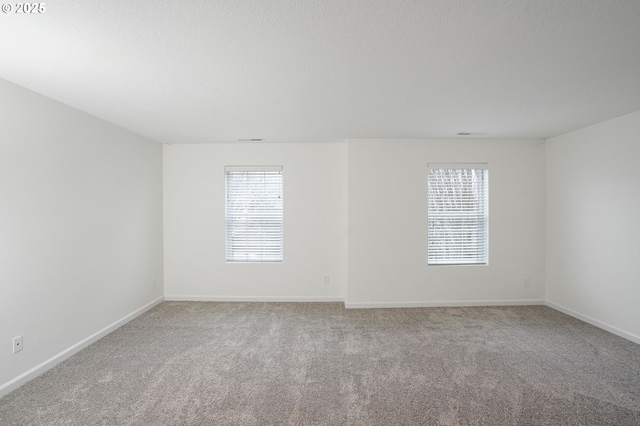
[1,0,640,143]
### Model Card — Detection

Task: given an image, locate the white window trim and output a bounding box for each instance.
[225,165,283,263]
[427,163,488,266]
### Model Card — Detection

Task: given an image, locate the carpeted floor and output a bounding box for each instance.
[1,302,639,425]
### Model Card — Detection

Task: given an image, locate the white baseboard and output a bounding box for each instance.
[345,299,545,309]
[545,300,640,345]
[164,296,544,308]
[0,296,164,399]
[164,295,344,303]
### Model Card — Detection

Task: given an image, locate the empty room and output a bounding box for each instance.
[1,1,639,424]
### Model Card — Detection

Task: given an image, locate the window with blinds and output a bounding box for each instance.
[428,163,488,265]
[225,166,283,262]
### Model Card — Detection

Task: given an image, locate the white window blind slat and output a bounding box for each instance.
[428,165,488,265]
[225,167,283,262]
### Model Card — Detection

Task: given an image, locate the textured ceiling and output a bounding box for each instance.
[1,0,640,143]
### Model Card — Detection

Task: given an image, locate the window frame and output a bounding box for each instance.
[427,163,489,266]
[224,165,284,263]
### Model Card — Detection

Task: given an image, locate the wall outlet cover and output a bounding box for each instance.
[13,335,23,353]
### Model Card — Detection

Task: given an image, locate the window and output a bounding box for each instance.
[225,166,283,262]
[428,163,488,265]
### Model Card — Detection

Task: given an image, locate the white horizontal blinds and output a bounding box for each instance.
[225,166,283,262]
[428,163,488,265]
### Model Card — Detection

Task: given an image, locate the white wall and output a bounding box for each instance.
[163,142,347,300]
[347,139,546,307]
[0,79,164,395]
[546,111,640,343]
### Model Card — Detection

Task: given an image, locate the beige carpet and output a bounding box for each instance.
[1,302,639,425]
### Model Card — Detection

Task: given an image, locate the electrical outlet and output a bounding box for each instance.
[13,335,23,354]
[152,279,156,289]
[323,276,330,285]
[524,278,530,287]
